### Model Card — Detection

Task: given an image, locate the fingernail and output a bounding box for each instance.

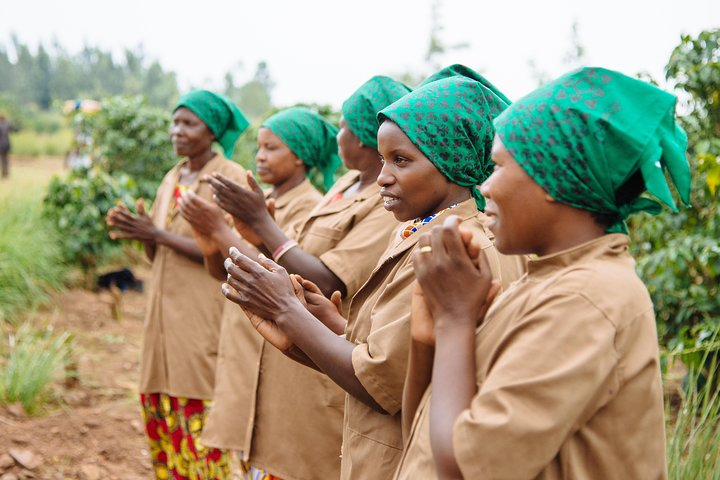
[229,246,240,258]
[224,258,233,271]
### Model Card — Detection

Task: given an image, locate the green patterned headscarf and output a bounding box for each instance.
[174,90,249,157]
[494,66,691,233]
[419,64,512,106]
[378,68,510,210]
[341,76,412,150]
[262,107,341,190]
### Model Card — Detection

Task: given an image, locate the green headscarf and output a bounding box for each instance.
[419,64,512,106]
[378,66,510,210]
[174,90,249,157]
[494,66,691,233]
[341,76,412,150]
[262,107,341,190]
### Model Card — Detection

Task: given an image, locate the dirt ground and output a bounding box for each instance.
[0,278,152,480]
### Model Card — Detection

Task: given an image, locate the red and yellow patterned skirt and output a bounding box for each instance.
[141,393,231,480]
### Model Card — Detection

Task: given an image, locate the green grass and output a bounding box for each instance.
[0,323,72,415]
[0,158,69,324]
[666,349,720,479]
[10,128,73,157]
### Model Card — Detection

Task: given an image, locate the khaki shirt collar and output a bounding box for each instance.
[527,233,630,278]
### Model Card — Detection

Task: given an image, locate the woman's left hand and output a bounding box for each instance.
[107,199,158,241]
[412,216,500,332]
[223,247,301,320]
[178,190,228,237]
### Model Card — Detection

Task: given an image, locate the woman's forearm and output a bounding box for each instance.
[403,341,435,440]
[254,217,346,297]
[277,305,385,413]
[155,230,204,263]
[430,321,477,480]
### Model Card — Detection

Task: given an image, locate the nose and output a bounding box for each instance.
[255,147,266,163]
[376,161,394,187]
[479,174,493,200]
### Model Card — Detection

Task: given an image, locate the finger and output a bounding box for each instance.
[459,228,481,261]
[257,253,286,274]
[437,215,465,258]
[214,172,243,192]
[300,278,323,296]
[330,291,343,314]
[224,257,251,281]
[412,233,433,277]
[246,171,263,194]
[109,230,135,240]
[221,282,246,306]
[228,247,269,276]
[135,198,146,216]
[266,198,276,219]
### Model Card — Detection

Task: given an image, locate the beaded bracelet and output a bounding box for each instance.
[272,239,298,261]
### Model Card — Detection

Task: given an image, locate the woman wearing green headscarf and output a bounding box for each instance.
[396,67,691,479]
[106,90,249,480]
[185,79,409,480]
[221,66,526,480]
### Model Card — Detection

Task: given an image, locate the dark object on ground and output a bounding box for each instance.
[97,268,144,292]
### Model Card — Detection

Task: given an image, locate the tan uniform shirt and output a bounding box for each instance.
[395,234,667,480]
[341,199,526,480]
[201,179,323,451]
[139,154,247,399]
[244,170,400,480]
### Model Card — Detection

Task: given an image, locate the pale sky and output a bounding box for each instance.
[2,0,718,108]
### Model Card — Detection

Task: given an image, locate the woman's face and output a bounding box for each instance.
[336,116,366,170]
[377,121,456,222]
[255,127,305,185]
[170,107,215,157]
[480,137,553,255]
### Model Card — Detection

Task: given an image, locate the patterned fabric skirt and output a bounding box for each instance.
[239,463,282,480]
[141,393,231,480]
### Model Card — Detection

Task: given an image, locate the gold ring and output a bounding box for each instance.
[419,246,432,254]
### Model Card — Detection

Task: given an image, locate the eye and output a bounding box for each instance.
[394,156,409,166]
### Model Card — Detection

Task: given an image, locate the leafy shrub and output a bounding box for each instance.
[43,167,136,286]
[87,95,176,200]
[629,29,720,357]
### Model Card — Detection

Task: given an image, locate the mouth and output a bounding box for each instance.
[483,207,498,230]
[380,191,401,211]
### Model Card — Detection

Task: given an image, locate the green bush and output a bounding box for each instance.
[87,95,176,200]
[629,29,720,358]
[43,167,136,287]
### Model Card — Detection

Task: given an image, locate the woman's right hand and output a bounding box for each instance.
[232,197,276,247]
[412,216,500,334]
[294,275,346,334]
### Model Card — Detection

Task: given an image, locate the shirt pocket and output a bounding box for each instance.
[301,224,345,256]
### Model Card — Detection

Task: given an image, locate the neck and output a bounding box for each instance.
[358,158,382,189]
[187,149,215,171]
[271,172,306,198]
[535,209,606,257]
[420,190,471,219]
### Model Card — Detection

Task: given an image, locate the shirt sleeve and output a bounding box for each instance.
[453,292,620,479]
[351,261,415,415]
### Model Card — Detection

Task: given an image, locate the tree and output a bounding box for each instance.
[629,29,720,366]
